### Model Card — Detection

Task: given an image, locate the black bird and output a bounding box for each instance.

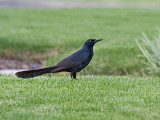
[15,39,103,79]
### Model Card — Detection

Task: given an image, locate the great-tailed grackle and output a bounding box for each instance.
[15,39,103,79]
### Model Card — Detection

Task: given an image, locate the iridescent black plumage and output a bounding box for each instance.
[16,39,103,79]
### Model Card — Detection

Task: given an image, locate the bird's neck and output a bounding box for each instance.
[82,45,94,56]
[83,45,93,50]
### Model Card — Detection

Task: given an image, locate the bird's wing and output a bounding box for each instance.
[56,50,90,70]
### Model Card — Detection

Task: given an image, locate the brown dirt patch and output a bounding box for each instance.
[0,50,59,69]
[0,58,44,69]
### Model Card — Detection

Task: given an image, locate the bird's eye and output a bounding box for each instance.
[90,40,94,43]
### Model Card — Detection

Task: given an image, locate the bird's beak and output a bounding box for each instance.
[95,39,103,43]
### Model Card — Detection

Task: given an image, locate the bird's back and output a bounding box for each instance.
[54,47,93,72]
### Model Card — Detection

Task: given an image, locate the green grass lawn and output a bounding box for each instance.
[0,75,160,120]
[0,8,160,75]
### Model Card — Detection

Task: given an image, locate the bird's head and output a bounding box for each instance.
[84,39,103,47]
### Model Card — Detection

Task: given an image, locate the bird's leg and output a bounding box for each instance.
[73,72,76,79]
[70,72,73,78]
[70,72,76,79]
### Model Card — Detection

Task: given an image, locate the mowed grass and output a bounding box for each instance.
[0,75,160,120]
[0,8,160,75]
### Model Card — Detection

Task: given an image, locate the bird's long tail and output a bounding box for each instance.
[15,66,57,78]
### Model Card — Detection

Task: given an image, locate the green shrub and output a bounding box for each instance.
[136,28,160,75]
